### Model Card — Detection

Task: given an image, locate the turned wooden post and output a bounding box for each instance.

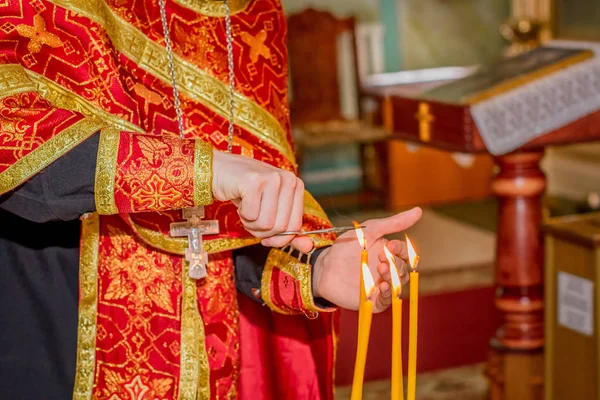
[487,151,546,400]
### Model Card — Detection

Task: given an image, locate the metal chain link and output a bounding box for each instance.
[158,0,236,153]
[224,0,235,153]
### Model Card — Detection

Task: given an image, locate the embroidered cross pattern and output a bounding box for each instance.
[170,206,219,279]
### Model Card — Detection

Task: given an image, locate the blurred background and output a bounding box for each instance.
[280,0,600,399]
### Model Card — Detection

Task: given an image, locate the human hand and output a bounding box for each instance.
[211,150,313,252]
[312,207,422,313]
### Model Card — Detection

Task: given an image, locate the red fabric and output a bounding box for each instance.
[238,295,337,400]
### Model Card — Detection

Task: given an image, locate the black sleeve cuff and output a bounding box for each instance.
[233,244,332,306]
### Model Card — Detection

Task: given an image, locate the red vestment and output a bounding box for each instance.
[0,0,338,398]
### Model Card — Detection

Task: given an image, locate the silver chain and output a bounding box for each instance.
[158,0,236,152]
[224,0,235,153]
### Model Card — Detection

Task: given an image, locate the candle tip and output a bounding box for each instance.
[405,235,419,271]
[361,262,375,296]
[384,245,402,292]
[354,221,367,250]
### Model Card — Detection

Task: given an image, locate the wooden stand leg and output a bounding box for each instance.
[486,151,546,400]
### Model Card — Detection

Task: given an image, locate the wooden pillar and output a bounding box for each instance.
[487,151,546,400]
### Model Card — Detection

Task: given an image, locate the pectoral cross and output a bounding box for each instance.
[170,206,219,279]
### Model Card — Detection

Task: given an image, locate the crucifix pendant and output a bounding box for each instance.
[170,206,219,279]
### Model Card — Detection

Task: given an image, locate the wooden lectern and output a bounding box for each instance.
[364,45,600,400]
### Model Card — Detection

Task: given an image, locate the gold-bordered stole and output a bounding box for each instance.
[173,0,252,17]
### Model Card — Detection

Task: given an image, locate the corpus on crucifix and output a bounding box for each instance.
[170,206,219,279]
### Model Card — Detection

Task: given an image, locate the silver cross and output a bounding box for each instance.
[170,206,219,279]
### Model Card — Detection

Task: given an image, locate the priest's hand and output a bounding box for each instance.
[211,150,313,252]
[312,207,422,313]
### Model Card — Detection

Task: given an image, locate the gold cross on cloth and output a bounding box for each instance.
[415,102,434,142]
[170,206,219,279]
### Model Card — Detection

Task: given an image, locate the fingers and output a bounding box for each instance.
[378,240,408,263]
[378,242,410,288]
[374,281,392,313]
[363,207,422,239]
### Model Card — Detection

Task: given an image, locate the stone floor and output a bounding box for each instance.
[335,364,488,400]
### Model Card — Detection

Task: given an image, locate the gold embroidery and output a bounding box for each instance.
[28,69,144,133]
[127,216,261,255]
[276,250,332,314]
[95,128,120,215]
[194,140,213,206]
[16,14,62,53]
[48,0,295,163]
[73,213,100,400]
[179,261,210,400]
[261,249,292,315]
[303,191,330,223]
[0,64,143,133]
[0,117,105,195]
[173,0,252,17]
[240,30,271,63]
[104,225,178,312]
[0,65,37,100]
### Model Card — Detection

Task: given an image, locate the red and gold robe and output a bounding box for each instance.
[0,0,339,398]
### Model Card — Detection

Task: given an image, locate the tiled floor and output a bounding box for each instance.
[335,364,488,400]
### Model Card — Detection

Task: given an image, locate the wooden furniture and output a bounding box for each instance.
[287,9,390,206]
[364,48,600,400]
[543,212,600,400]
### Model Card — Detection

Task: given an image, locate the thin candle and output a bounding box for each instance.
[406,236,420,400]
[351,262,375,400]
[354,222,368,305]
[385,246,404,400]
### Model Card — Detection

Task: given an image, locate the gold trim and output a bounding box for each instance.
[464,50,594,104]
[0,64,142,133]
[303,191,330,223]
[179,261,210,400]
[48,0,295,163]
[0,64,37,99]
[260,249,291,314]
[127,216,261,255]
[95,128,120,215]
[173,0,251,17]
[277,250,333,314]
[73,213,100,400]
[0,117,105,195]
[194,141,214,206]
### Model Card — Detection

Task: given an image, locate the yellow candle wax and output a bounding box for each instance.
[405,235,419,400]
[350,299,373,400]
[351,262,376,400]
[385,245,404,400]
[406,271,419,400]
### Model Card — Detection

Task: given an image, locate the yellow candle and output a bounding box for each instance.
[355,222,368,305]
[351,262,375,400]
[385,246,404,400]
[406,236,419,400]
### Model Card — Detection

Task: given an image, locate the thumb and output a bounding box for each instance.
[363,207,422,239]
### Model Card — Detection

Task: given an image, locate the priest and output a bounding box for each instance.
[0,0,422,399]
